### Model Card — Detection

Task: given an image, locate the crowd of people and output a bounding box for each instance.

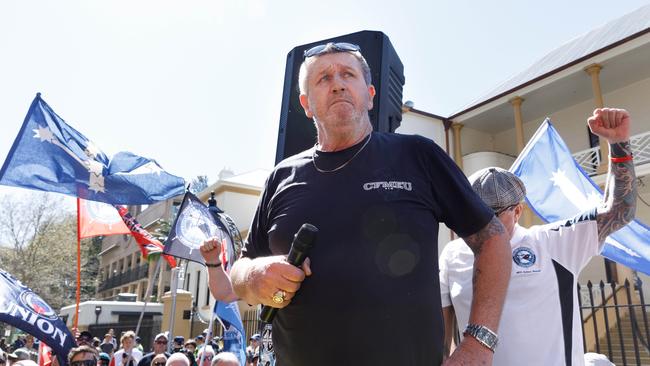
[0,329,244,366]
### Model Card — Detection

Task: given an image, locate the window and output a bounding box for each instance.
[205,282,211,306]
[195,271,201,306]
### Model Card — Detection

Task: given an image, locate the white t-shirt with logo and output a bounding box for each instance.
[440,212,601,366]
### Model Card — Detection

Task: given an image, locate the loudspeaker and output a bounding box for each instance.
[275,30,405,164]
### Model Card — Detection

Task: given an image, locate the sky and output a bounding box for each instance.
[1,0,649,198]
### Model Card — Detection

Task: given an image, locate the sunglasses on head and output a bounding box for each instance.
[303,42,361,58]
[71,360,96,366]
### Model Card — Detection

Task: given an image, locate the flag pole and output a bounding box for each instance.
[166,265,181,353]
[198,306,218,366]
[134,255,162,340]
[74,198,82,331]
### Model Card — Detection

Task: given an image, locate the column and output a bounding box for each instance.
[509,97,525,152]
[451,123,464,169]
[509,96,533,226]
[584,64,609,174]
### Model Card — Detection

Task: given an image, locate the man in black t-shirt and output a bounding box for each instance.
[230,42,512,366]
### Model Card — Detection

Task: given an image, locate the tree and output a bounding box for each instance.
[0,193,98,310]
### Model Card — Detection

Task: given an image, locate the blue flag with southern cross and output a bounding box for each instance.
[510,119,650,275]
[0,94,185,204]
[215,301,247,366]
[0,268,76,366]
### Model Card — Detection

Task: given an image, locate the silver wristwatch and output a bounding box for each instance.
[463,324,498,352]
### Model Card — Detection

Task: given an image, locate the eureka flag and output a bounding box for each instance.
[0,269,76,366]
[215,301,247,366]
[0,94,185,204]
[510,119,650,275]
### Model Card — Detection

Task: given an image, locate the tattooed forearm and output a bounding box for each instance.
[596,141,637,243]
[463,216,506,256]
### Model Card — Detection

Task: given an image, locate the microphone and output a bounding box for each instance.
[259,223,318,323]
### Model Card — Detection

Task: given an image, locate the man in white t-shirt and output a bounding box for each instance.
[440,108,637,366]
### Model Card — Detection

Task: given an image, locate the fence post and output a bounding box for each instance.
[599,280,613,360]
[611,281,628,365]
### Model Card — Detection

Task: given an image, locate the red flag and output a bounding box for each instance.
[116,205,177,268]
[78,198,131,239]
[38,341,52,366]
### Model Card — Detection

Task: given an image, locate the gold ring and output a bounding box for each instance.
[272,290,286,304]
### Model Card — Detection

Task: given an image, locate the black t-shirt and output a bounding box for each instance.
[243,132,493,366]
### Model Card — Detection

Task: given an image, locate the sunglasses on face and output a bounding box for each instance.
[77,337,92,344]
[71,360,97,366]
[154,340,168,345]
[153,362,166,366]
[303,42,361,58]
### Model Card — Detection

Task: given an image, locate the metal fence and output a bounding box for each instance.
[578,278,650,366]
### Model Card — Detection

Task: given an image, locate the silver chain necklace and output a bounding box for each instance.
[312,133,372,173]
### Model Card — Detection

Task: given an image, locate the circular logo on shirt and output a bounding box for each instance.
[512,247,536,268]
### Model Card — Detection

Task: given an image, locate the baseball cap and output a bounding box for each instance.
[173,336,184,344]
[468,167,526,211]
[194,335,204,341]
[8,349,30,361]
[154,332,168,342]
[78,331,93,339]
[249,334,261,341]
[98,353,111,362]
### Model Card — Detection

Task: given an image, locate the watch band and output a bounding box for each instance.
[463,324,498,352]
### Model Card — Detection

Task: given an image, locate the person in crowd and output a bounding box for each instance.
[193,336,204,353]
[14,336,37,362]
[244,335,259,366]
[68,345,99,366]
[99,353,111,366]
[138,333,170,366]
[99,334,115,355]
[165,353,189,366]
[211,352,239,366]
[110,331,142,366]
[11,336,25,351]
[229,41,511,366]
[76,332,94,348]
[171,338,184,354]
[149,354,167,366]
[108,330,117,350]
[440,108,636,366]
[182,341,196,356]
[195,347,214,366]
[134,338,143,353]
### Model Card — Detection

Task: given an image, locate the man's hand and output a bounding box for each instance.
[587,108,630,143]
[200,237,224,264]
[232,256,312,307]
[443,337,493,366]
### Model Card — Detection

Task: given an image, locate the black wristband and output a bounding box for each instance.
[205,262,222,268]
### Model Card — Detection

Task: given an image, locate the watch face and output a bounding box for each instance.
[176,199,220,250]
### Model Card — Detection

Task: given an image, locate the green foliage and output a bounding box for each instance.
[0,193,99,310]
